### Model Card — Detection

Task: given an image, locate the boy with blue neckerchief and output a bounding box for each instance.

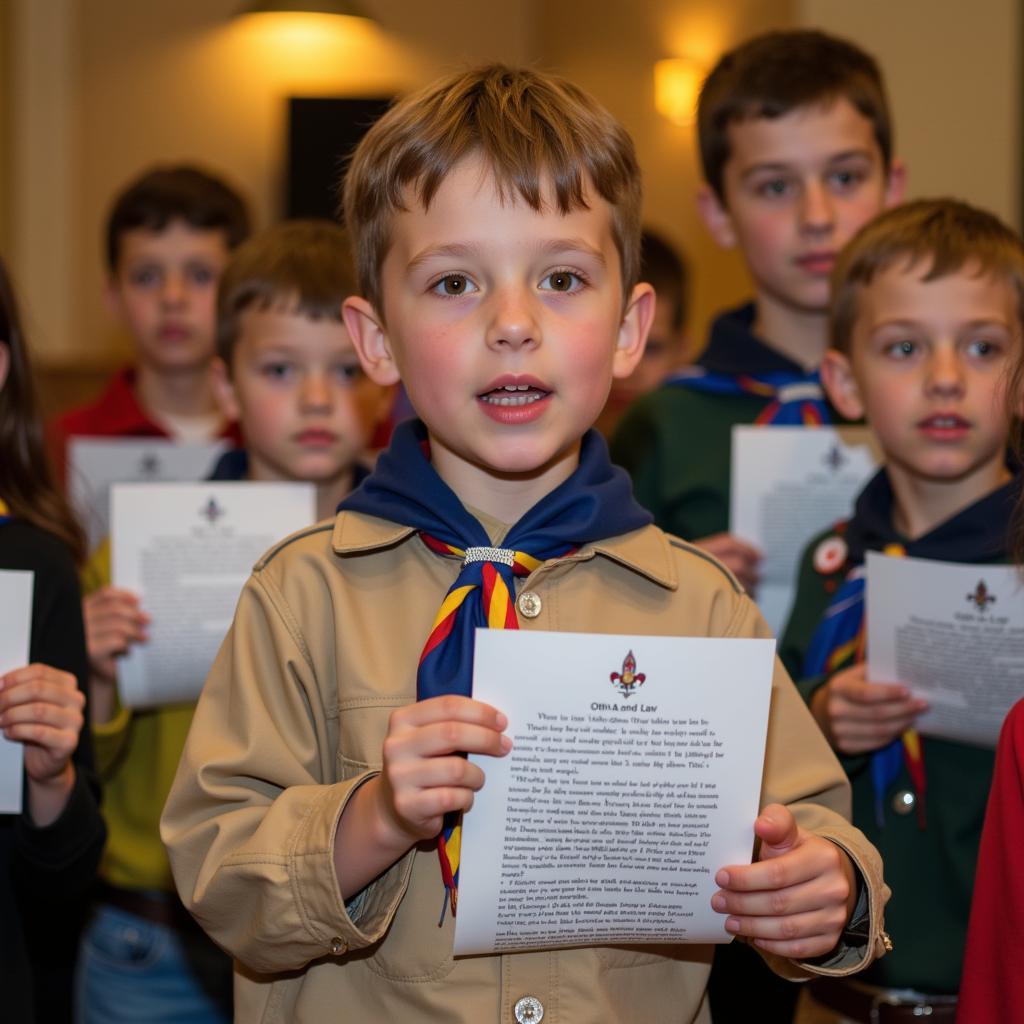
[162,64,890,1024]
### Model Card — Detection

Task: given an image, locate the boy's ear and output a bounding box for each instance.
[696,184,737,249]
[819,348,865,421]
[342,297,401,387]
[210,356,241,423]
[883,157,908,209]
[612,282,656,379]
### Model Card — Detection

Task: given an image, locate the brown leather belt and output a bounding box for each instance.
[98,883,199,932]
[809,977,958,1023]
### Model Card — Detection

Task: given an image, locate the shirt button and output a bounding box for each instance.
[329,936,347,955]
[891,789,916,815]
[514,995,545,1023]
[517,591,542,618]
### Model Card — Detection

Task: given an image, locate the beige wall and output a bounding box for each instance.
[6,0,1021,371]
[537,0,796,354]
[13,0,803,369]
[798,0,1021,227]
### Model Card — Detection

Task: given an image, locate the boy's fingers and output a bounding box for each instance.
[712,875,844,918]
[722,904,845,943]
[391,695,508,732]
[834,698,925,724]
[390,754,487,794]
[0,664,75,691]
[836,678,910,703]
[752,804,800,854]
[0,698,83,729]
[718,846,827,893]
[393,720,512,760]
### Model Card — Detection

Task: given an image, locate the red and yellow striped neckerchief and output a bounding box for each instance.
[418,536,556,925]
[823,543,927,828]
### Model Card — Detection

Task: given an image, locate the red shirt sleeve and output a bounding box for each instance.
[958,699,1024,1022]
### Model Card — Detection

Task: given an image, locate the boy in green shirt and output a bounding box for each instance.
[781,199,1022,1020]
[611,30,905,594]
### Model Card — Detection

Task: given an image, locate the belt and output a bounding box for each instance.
[809,977,958,1023]
[98,883,200,933]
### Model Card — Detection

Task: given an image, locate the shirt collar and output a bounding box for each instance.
[847,468,1017,564]
[698,302,807,377]
[331,511,677,590]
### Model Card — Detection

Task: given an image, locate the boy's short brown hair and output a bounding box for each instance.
[216,219,357,365]
[697,30,892,202]
[342,64,643,312]
[106,164,250,272]
[830,198,1024,354]
[641,228,689,332]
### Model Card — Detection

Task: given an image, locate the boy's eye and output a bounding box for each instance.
[540,270,584,293]
[755,178,792,199]
[333,362,363,382]
[828,168,866,191]
[187,264,217,286]
[431,274,476,297]
[885,339,917,359]
[260,362,293,380]
[130,267,161,288]
[967,338,999,358]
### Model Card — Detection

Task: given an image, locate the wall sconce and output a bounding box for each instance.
[236,1,374,21]
[654,57,705,127]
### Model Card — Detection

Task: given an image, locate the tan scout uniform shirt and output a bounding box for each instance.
[162,510,890,1024]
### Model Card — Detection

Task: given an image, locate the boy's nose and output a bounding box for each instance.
[485,287,539,351]
[160,274,187,306]
[926,347,966,394]
[799,182,835,234]
[301,373,333,408]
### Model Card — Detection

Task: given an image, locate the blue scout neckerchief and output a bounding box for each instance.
[803,470,1016,829]
[340,418,653,924]
[0,499,11,524]
[664,301,831,425]
[666,366,828,425]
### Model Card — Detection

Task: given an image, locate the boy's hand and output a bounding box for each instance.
[811,663,927,755]
[694,533,761,592]
[712,804,856,959]
[83,587,149,683]
[374,695,512,847]
[0,663,85,784]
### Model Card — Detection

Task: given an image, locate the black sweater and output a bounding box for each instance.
[0,520,105,1023]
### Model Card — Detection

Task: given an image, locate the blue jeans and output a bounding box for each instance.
[75,903,232,1024]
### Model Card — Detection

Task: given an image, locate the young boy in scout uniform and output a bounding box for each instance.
[161,64,890,1024]
[611,30,905,594]
[781,199,1023,1022]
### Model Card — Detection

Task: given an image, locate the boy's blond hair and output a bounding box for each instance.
[341,64,643,312]
[830,198,1024,354]
[217,219,357,365]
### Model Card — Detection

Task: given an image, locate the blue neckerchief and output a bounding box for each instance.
[803,568,902,827]
[340,418,653,702]
[666,302,830,424]
[803,470,1017,827]
[665,367,830,425]
[340,418,652,922]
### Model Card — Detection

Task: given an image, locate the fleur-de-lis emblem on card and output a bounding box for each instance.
[610,649,646,698]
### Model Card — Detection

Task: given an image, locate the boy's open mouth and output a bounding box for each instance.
[479,383,550,407]
[918,413,970,437]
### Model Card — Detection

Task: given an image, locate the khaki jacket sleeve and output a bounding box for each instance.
[725,592,891,980]
[160,568,415,974]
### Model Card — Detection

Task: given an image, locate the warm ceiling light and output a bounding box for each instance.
[654,57,705,127]
[236,1,373,19]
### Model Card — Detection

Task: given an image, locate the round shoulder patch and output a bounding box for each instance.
[813,535,848,575]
